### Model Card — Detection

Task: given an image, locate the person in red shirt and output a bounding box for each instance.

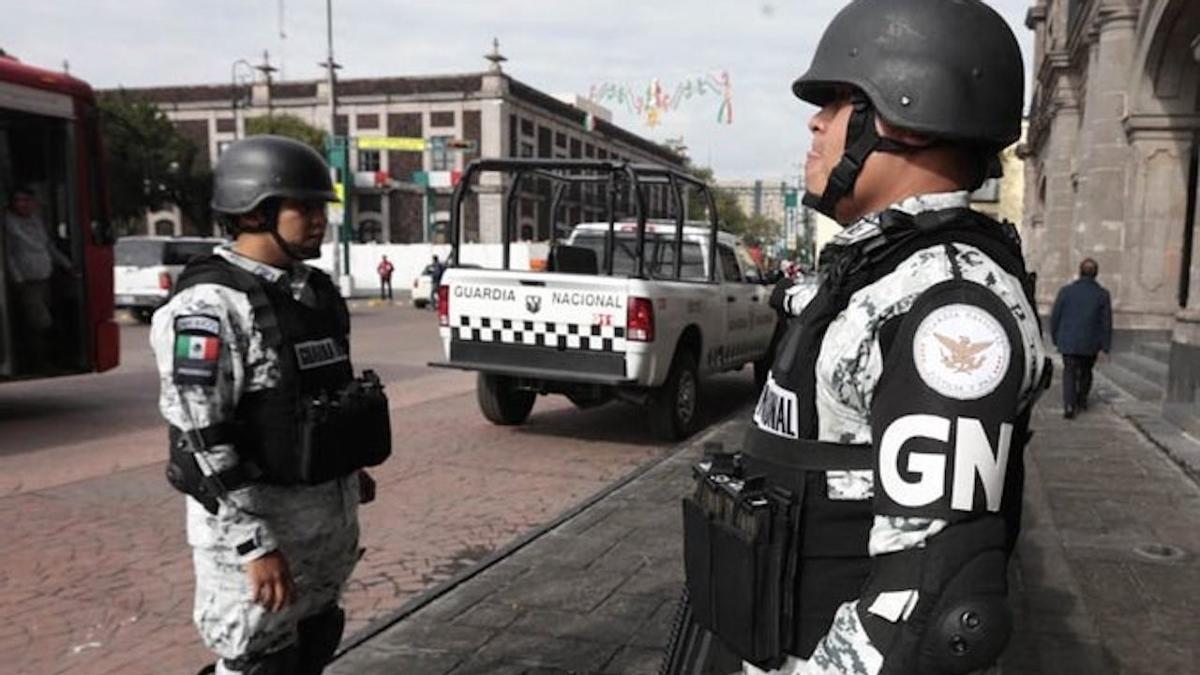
[376,255,394,301]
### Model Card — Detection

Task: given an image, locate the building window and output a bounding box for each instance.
[555,132,567,148]
[431,135,454,171]
[520,117,534,136]
[570,138,581,158]
[585,143,595,158]
[520,142,534,158]
[358,149,381,172]
[431,111,456,127]
[356,114,380,130]
[216,118,236,133]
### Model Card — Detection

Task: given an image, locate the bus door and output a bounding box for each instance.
[0,81,89,378]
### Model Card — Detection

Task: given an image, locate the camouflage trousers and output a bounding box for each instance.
[192,503,359,667]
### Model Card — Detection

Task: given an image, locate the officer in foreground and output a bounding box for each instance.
[150,135,391,674]
[669,1,1051,673]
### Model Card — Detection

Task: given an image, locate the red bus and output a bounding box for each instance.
[0,53,118,381]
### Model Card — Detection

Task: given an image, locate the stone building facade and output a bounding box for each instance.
[1024,0,1200,429]
[111,54,684,245]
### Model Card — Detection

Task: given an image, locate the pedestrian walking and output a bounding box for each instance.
[376,254,394,301]
[149,135,392,675]
[667,2,1052,674]
[1050,258,1112,418]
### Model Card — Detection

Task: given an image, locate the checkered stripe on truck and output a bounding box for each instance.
[452,316,627,352]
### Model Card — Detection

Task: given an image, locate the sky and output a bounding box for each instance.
[1,1,1036,182]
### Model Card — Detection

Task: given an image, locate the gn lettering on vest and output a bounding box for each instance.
[754,374,799,439]
[294,338,348,370]
[879,414,1011,512]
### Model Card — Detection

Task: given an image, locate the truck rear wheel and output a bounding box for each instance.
[477,373,535,425]
[648,350,700,441]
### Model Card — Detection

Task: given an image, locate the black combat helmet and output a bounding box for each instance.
[794,0,1024,217]
[211,134,336,215]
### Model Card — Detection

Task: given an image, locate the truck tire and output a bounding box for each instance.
[477,373,535,425]
[648,350,701,441]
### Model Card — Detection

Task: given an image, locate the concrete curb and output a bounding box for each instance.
[1093,369,1200,486]
[331,412,739,662]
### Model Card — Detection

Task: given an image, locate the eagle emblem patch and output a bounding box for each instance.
[912,304,1010,400]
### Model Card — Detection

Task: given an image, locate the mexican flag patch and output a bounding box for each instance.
[173,314,222,385]
[175,334,219,361]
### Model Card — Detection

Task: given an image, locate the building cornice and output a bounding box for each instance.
[1025,2,1047,29]
[1123,113,1200,141]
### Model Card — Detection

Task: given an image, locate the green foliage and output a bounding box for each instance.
[98,91,211,235]
[245,114,325,152]
[683,164,781,244]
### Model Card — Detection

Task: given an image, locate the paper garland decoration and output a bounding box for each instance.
[588,71,734,128]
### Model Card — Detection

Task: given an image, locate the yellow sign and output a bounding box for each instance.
[333,182,345,203]
[357,136,426,151]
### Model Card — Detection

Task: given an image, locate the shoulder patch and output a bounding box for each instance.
[753,372,800,439]
[912,303,1010,400]
[173,314,222,386]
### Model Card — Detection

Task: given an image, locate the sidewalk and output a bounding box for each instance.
[330,370,1200,674]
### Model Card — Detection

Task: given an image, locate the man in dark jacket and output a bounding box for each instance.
[1050,258,1112,418]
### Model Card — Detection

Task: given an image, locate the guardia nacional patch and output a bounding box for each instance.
[912,303,1010,400]
[173,314,222,385]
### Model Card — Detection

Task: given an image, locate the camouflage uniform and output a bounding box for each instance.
[746,191,1048,675]
[151,245,359,672]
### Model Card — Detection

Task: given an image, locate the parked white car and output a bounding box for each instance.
[413,263,478,308]
[114,236,223,322]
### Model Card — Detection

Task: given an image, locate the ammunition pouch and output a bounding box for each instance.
[681,434,874,668]
[682,445,795,669]
[292,370,392,485]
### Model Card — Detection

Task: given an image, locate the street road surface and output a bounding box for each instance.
[0,302,759,674]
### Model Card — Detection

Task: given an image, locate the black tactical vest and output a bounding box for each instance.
[171,255,388,486]
[745,208,1042,657]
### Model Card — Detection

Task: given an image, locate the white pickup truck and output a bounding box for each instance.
[430,159,779,440]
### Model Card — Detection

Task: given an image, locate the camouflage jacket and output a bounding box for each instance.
[750,191,1048,674]
[150,245,357,564]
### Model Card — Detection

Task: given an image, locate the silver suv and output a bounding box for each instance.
[114,236,223,323]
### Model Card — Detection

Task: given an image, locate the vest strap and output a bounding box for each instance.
[744,427,874,471]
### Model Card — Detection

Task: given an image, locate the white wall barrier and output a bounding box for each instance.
[312,242,550,298]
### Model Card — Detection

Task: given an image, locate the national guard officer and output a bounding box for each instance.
[150,135,391,674]
[670,2,1051,674]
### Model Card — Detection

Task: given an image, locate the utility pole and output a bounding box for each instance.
[320,0,349,294]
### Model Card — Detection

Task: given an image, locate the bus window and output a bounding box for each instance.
[0,106,86,377]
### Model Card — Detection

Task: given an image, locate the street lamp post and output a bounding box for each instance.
[230,59,253,141]
[320,0,349,294]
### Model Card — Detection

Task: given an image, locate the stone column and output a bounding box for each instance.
[1031,84,1081,311]
[1123,120,1194,332]
[1072,6,1138,321]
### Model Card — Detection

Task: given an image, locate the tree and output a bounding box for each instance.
[684,164,750,235]
[245,114,325,152]
[98,91,211,235]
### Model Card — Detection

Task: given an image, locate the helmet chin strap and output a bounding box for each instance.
[261,200,320,261]
[802,92,919,220]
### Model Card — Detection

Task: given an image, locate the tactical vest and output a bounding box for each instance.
[682,208,1047,665]
[166,255,390,497]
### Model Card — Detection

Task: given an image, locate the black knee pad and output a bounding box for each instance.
[223,644,300,675]
[296,605,345,674]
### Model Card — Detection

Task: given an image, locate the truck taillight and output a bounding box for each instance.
[437,285,450,326]
[158,272,172,291]
[627,296,654,342]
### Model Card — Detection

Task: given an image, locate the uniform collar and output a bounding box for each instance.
[831,190,971,246]
[215,245,288,282]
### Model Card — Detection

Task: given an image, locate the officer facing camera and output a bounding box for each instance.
[150,135,391,675]
[669,2,1052,674]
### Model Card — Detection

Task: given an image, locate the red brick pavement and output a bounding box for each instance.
[1,375,714,674]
